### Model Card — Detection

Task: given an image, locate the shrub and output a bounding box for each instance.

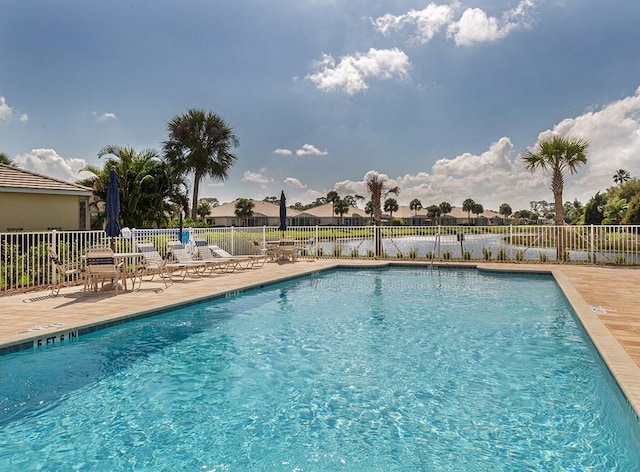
[496,248,507,261]
[396,251,403,258]
[539,252,548,262]
[463,250,471,260]
[482,248,492,260]
[333,246,342,257]
[367,249,375,258]
[615,253,626,264]
[409,248,418,259]
[351,248,359,258]
[443,251,451,260]
[515,250,524,261]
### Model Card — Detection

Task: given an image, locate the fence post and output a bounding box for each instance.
[231,226,235,255]
[50,229,57,286]
[590,224,594,264]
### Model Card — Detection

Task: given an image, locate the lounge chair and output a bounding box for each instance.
[85,248,123,294]
[136,243,175,286]
[193,239,246,272]
[166,240,227,275]
[208,243,267,268]
[48,247,83,296]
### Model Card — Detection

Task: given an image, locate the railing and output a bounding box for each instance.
[2,225,640,294]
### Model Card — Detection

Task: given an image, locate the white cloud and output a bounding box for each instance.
[448,0,536,46]
[242,170,274,186]
[284,177,306,189]
[13,149,93,182]
[92,111,117,121]
[372,2,457,44]
[325,86,640,213]
[296,144,328,156]
[306,48,411,95]
[372,0,536,47]
[273,148,292,155]
[0,96,28,122]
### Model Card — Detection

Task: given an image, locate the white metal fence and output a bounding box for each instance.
[2,225,639,294]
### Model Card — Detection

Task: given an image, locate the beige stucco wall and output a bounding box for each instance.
[0,192,88,231]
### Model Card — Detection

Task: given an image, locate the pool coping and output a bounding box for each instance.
[1,260,639,418]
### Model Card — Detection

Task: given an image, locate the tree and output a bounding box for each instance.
[364,201,374,216]
[600,196,628,225]
[462,198,475,224]
[471,202,484,224]
[520,135,588,226]
[196,200,211,220]
[563,199,583,224]
[334,198,350,225]
[80,145,187,229]
[426,205,440,225]
[622,195,640,224]
[164,108,239,220]
[263,196,279,204]
[366,172,399,255]
[234,198,254,226]
[613,169,631,187]
[326,191,339,225]
[409,199,422,216]
[0,152,14,166]
[384,198,399,220]
[583,192,606,225]
[438,201,452,225]
[200,197,219,207]
[499,203,512,223]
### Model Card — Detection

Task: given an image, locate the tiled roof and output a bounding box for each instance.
[207,199,301,218]
[0,164,93,195]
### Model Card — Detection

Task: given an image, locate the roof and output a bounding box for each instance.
[299,203,369,218]
[0,164,93,196]
[207,199,301,218]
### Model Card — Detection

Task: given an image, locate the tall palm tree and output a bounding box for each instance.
[613,169,631,187]
[334,198,350,225]
[462,198,475,225]
[0,152,15,166]
[164,109,239,220]
[366,172,399,255]
[326,190,339,225]
[472,202,484,224]
[499,203,512,223]
[438,201,452,225]
[409,198,422,224]
[384,198,399,221]
[426,205,440,225]
[234,198,254,226]
[520,135,588,226]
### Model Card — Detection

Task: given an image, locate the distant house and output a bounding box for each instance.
[203,199,506,227]
[0,164,93,232]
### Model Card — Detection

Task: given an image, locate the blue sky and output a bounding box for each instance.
[1,0,640,212]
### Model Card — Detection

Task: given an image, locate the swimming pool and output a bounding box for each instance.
[1,267,639,470]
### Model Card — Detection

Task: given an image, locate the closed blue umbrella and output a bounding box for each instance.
[278,190,287,232]
[105,167,121,240]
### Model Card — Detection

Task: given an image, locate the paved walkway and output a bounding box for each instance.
[1,260,639,416]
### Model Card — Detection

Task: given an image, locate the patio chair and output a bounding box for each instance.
[85,248,123,294]
[193,239,245,272]
[166,240,225,276]
[136,243,174,287]
[277,239,297,262]
[48,247,83,296]
[208,243,267,268]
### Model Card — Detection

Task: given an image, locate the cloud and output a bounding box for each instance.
[242,170,274,186]
[306,47,411,95]
[0,96,28,122]
[296,144,328,156]
[284,177,306,189]
[324,86,640,213]
[273,148,293,155]
[372,2,457,44]
[13,149,93,182]
[92,111,117,121]
[372,0,536,47]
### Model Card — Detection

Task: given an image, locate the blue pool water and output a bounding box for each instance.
[1,268,640,471]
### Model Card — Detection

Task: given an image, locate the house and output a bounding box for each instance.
[0,164,93,231]
[205,199,301,227]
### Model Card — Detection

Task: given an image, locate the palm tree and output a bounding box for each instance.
[334,198,350,225]
[384,198,399,222]
[438,201,452,225]
[0,152,15,166]
[426,205,440,225]
[520,135,588,226]
[196,200,212,220]
[164,109,239,220]
[366,172,399,256]
[472,202,484,225]
[409,198,422,225]
[462,198,475,225]
[326,190,339,225]
[613,169,631,187]
[499,203,512,224]
[80,145,187,228]
[234,198,254,226]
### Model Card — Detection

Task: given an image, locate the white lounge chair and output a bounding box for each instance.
[209,243,267,268]
[166,240,228,275]
[136,243,175,286]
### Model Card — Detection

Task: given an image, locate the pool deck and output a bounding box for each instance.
[1,260,640,417]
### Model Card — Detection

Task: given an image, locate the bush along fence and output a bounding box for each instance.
[2,224,640,294]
